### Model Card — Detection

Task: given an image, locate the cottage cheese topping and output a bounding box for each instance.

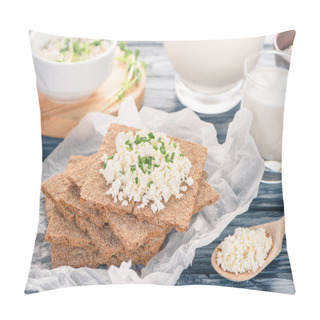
[216,227,273,275]
[100,128,194,213]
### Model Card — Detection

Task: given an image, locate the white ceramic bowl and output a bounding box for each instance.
[30,31,117,103]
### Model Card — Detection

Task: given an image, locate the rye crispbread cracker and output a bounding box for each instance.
[67,155,170,247]
[193,179,219,213]
[44,198,122,258]
[44,198,95,250]
[66,155,214,250]
[73,216,123,257]
[45,198,164,264]
[66,154,97,189]
[43,163,168,252]
[101,174,215,251]
[51,243,154,268]
[80,123,209,231]
[44,197,54,222]
[51,244,103,268]
[42,171,105,227]
[66,155,170,249]
[42,172,78,222]
[66,155,88,170]
[74,215,168,257]
[100,211,169,251]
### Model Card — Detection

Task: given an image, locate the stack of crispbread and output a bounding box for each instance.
[42,123,219,269]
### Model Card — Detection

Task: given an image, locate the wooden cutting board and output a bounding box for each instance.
[39,51,146,138]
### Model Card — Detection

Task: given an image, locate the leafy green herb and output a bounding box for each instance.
[108,155,114,160]
[90,39,103,46]
[147,181,154,188]
[154,164,160,168]
[135,177,139,185]
[180,153,184,157]
[102,41,147,111]
[59,38,70,53]
[130,165,136,173]
[171,152,175,162]
[103,163,106,169]
[119,170,125,175]
[148,132,155,139]
[173,142,177,149]
[153,145,158,151]
[72,41,80,54]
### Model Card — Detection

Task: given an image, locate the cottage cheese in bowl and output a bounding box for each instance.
[30,31,117,103]
[36,37,111,63]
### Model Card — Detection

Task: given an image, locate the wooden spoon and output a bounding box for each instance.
[211,217,285,282]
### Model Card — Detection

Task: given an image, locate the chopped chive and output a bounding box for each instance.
[134,135,150,144]
[125,139,133,151]
[173,142,177,149]
[165,153,170,162]
[108,155,114,160]
[103,163,106,169]
[134,135,141,144]
[160,143,166,155]
[138,163,145,173]
[135,177,138,184]
[171,152,175,161]
[140,137,151,143]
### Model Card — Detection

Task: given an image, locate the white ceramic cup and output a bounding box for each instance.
[30,31,117,103]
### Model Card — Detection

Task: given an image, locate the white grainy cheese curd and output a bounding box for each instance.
[99,128,194,213]
[216,227,273,275]
[37,37,110,63]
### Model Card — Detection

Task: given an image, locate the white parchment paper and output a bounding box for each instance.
[25,96,264,292]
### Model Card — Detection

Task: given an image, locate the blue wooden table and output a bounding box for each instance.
[41,40,295,294]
